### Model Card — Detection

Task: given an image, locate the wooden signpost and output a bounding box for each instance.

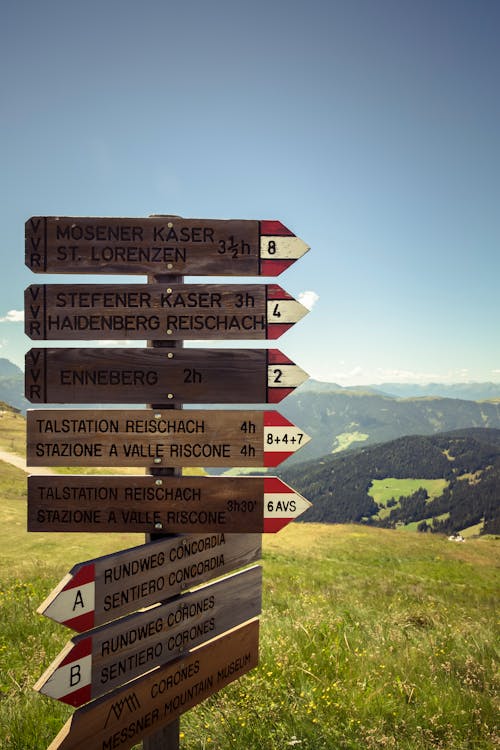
[35,566,262,706]
[25,348,309,404]
[25,283,308,340]
[37,534,262,632]
[28,475,311,534]
[25,214,311,750]
[25,216,309,276]
[26,408,311,468]
[45,619,260,750]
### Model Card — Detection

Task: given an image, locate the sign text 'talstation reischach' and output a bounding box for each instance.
[25,217,309,276]
[27,475,311,534]
[25,283,308,340]
[26,409,311,468]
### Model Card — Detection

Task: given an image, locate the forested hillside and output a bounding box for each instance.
[280,428,500,535]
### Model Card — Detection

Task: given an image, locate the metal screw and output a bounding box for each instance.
[154,413,161,419]
[167,329,173,335]
[154,522,163,529]
[167,352,174,358]
[154,457,162,464]
[167,263,173,269]
[155,479,163,486]
[167,393,174,399]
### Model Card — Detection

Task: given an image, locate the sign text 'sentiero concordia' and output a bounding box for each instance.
[25,217,309,276]
[27,409,311,468]
[38,534,262,632]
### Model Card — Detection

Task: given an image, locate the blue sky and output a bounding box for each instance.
[2,0,499,384]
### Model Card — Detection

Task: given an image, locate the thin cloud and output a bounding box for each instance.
[298,291,319,310]
[0,310,24,323]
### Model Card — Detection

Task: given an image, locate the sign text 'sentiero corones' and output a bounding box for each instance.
[38,534,262,631]
[24,283,308,340]
[27,475,311,534]
[26,409,311,468]
[45,620,259,750]
[25,348,308,405]
[35,567,262,707]
[25,217,309,276]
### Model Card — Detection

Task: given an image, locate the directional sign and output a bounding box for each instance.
[24,283,309,340]
[45,619,259,750]
[25,216,309,276]
[25,348,308,405]
[38,534,261,632]
[35,566,262,707]
[28,475,311,534]
[26,409,311,468]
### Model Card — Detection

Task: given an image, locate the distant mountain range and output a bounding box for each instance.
[280,427,500,536]
[298,378,500,402]
[2,358,500,464]
[0,358,28,413]
[280,380,500,463]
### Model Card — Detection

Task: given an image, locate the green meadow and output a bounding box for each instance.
[0,402,498,748]
[1,457,498,749]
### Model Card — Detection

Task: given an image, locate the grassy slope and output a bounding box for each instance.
[1,413,499,748]
[1,463,498,749]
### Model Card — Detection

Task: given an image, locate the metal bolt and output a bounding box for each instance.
[154,457,162,464]
[155,479,163,486]
[167,288,172,293]
[167,393,174,399]
[167,329,173,335]
[167,263,173,269]
[154,522,163,529]
[167,352,174,358]
[154,413,161,419]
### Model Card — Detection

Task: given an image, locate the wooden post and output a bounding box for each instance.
[144,264,183,750]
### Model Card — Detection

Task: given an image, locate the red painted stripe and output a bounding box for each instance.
[267,387,294,403]
[60,683,92,708]
[264,477,292,493]
[260,221,294,236]
[263,517,293,533]
[264,450,293,467]
[64,563,95,591]
[267,323,294,339]
[260,259,294,276]
[63,610,95,633]
[268,349,294,365]
[264,411,292,427]
[267,284,293,300]
[59,636,92,667]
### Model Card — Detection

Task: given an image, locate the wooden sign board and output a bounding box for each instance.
[25,348,309,405]
[28,475,312,534]
[46,619,259,750]
[38,533,262,632]
[25,216,309,276]
[35,566,262,707]
[26,409,311,468]
[24,283,309,340]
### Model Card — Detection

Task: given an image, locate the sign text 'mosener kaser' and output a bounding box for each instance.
[26,217,309,276]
